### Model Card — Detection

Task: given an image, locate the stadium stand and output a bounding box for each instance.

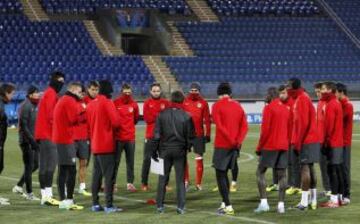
[40,0,192,15]
[162,1,360,97]
[324,0,360,39]
[0,0,22,13]
[206,0,320,16]
[0,14,154,96]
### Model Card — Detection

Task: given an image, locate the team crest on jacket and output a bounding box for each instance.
[197,103,202,108]
[129,107,134,113]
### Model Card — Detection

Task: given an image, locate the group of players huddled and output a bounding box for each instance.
[0,72,353,215]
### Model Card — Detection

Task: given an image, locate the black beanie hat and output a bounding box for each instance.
[99,80,113,99]
[190,82,201,91]
[217,82,232,96]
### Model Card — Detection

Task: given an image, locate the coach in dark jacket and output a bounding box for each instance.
[13,86,40,199]
[152,91,194,214]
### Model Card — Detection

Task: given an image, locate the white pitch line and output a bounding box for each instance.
[0,175,276,224]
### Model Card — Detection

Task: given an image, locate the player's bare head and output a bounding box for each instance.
[287,77,302,90]
[265,87,279,103]
[87,80,99,99]
[150,83,161,99]
[171,91,185,104]
[0,83,16,102]
[217,82,232,98]
[67,82,83,98]
[121,83,132,95]
[278,85,288,101]
[99,80,113,99]
[321,81,336,94]
[336,82,348,99]
[313,82,323,99]
[27,85,40,100]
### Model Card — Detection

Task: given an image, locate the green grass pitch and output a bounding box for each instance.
[0,124,359,224]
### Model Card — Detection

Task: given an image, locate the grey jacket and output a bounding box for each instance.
[18,98,38,146]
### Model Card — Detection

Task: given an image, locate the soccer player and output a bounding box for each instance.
[278,85,301,196]
[314,82,331,196]
[87,80,122,213]
[320,82,344,208]
[287,78,320,211]
[141,83,170,191]
[76,81,99,195]
[336,83,353,205]
[152,91,194,215]
[35,71,65,206]
[113,83,139,192]
[0,83,16,206]
[53,82,85,210]
[183,82,211,191]
[254,87,290,214]
[212,83,248,216]
[12,86,41,201]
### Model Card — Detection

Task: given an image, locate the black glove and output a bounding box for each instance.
[30,139,39,151]
[152,150,159,162]
[255,150,261,156]
[205,136,211,143]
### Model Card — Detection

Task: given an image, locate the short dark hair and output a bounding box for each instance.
[171,91,185,104]
[266,87,279,103]
[121,83,132,91]
[322,81,337,93]
[50,71,65,81]
[336,82,348,96]
[87,80,100,88]
[99,80,113,97]
[217,82,232,96]
[278,84,287,92]
[0,83,16,97]
[288,77,302,89]
[313,82,323,89]
[150,82,161,90]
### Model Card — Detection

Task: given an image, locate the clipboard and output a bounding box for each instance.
[150,158,164,176]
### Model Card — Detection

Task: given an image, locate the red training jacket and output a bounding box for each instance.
[257,99,290,152]
[73,97,95,141]
[34,87,58,140]
[52,94,86,144]
[317,99,326,145]
[113,95,139,142]
[212,96,248,149]
[290,89,319,151]
[86,95,120,154]
[183,95,211,138]
[340,97,353,147]
[143,97,170,139]
[323,93,344,148]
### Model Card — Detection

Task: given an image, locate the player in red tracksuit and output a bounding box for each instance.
[34,71,64,206]
[279,85,302,196]
[182,83,211,190]
[314,82,331,195]
[255,87,290,214]
[287,78,320,211]
[86,80,121,213]
[52,82,85,210]
[319,81,344,208]
[212,83,248,216]
[141,83,170,191]
[336,83,353,204]
[73,81,99,196]
[113,83,140,192]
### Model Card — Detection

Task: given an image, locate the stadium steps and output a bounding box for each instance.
[83,20,124,56]
[167,21,194,56]
[142,55,182,93]
[186,0,219,22]
[21,0,49,21]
